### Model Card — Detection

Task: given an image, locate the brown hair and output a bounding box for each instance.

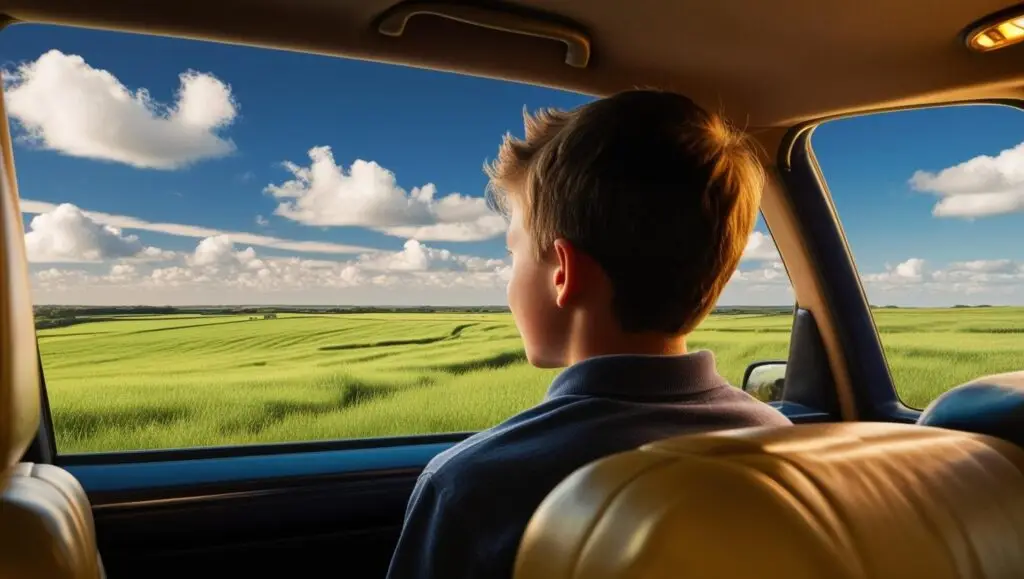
[485,89,765,335]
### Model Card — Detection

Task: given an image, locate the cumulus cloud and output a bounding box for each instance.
[742,231,781,261]
[29,235,512,298]
[175,236,509,292]
[946,259,1020,274]
[910,141,1024,218]
[862,257,1024,299]
[189,235,260,269]
[4,50,237,169]
[356,239,506,273]
[139,246,177,261]
[730,231,786,288]
[20,199,374,256]
[107,263,138,283]
[727,254,1024,305]
[266,146,507,241]
[34,267,90,287]
[862,257,928,284]
[24,203,170,263]
[731,260,788,284]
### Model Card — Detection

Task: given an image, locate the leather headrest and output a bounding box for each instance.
[0,95,41,474]
[918,371,1024,447]
[515,422,1024,579]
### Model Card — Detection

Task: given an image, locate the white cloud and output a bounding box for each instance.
[24,203,170,263]
[26,205,1014,308]
[731,260,788,284]
[742,231,780,261]
[266,146,507,241]
[719,262,793,305]
[4,49,237,169]
[861,257,1024,303]
[139,246,177,261]
[32,235,511,301]
[107,263,138,282]
[730,230,786,296]
[910,141,1024,218]
[726,255,1024,306]
[863,257,928,284]
[20,199,375,256]
[189,235,259,268]
[356,239,506,273]
[946,259,1019,274]
[35,267,90,287]
[255,215,269,226]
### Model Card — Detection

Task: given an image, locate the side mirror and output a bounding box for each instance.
[742,360,787,403]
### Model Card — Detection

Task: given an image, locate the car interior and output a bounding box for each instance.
[2,0,1024,577]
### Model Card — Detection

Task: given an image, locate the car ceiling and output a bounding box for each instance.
[1,0,1023,128]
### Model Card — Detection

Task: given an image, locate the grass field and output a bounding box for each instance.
[37,307,1024,454]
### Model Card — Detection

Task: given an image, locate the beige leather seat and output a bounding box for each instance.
[515,422,1024,579]
[0,92,104,578]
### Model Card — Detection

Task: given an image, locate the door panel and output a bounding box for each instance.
[92,472,417,577]
[63,441,449,577]
[69,403,829,578]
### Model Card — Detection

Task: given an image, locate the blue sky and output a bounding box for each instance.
[2,23,1021,307]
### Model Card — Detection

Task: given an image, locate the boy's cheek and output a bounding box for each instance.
[508,264,566,368]
[506,269,529,336]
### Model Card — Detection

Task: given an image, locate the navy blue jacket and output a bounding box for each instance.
[385,351,792,578]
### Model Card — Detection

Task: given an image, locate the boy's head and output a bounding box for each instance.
[486,89,765,368]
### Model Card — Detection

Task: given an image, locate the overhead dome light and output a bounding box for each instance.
[966,9,1024,52]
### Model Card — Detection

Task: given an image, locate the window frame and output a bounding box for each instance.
[783,98,1024,422]
[778,124,912,422]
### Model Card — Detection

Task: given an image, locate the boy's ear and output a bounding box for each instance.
[551,238,581,309]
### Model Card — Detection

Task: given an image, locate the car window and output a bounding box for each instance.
[812,104,1024,409]
[7,24,794,454]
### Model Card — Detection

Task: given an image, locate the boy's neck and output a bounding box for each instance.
[567,331,687,366]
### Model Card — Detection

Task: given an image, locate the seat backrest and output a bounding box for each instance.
[0,86,104,578]
[3,463,106,578]
[514,422,1024,579]
[918,371,1024,447]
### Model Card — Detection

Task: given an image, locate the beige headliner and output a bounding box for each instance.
[2,0,1023,129]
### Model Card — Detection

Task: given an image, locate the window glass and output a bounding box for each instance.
[8,25,794,453]
[813,105,1024,409]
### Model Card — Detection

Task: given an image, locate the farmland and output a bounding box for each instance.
[36,306,1024,454]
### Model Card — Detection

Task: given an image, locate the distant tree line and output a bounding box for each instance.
[34,305,180,318]
[34,305,179,330]
[32,304,798,330]
[32,304,516,329]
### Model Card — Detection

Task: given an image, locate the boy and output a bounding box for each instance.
[385,89,792,579]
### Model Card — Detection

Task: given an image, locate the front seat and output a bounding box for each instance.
[0,100,105,576]
[514,422,1024,579]
[918,371,1024,447]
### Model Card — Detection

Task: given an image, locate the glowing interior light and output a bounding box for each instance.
[974,33,996,48]
[967,11,1024,52]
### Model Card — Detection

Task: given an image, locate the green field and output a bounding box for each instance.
[37,307,1024,454]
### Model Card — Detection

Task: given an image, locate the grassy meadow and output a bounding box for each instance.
[37,307,1024,454]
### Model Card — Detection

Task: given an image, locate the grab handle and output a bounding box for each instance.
[377,2,591,68]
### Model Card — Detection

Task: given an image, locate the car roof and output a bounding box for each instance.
[5,0,1023,128]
